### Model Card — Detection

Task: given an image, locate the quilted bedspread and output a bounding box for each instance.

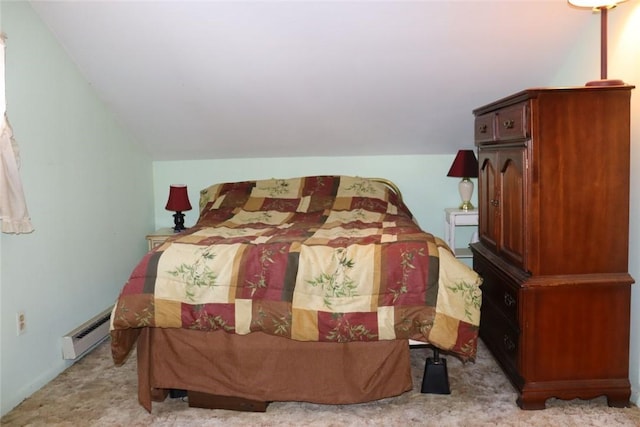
[110,176,481,364]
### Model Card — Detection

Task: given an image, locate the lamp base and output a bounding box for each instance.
[458,178,475,211]
[459,201,475,211]
[172,211,186,233]
[585,79,625,87]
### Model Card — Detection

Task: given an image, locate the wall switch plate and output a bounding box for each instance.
[16,311,26,335]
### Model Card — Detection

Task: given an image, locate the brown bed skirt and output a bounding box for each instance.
[136,328,413,412]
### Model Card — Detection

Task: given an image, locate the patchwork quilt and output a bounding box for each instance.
[110,176,481,364]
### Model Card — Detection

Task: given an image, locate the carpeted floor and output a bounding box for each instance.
[2,338,640,426]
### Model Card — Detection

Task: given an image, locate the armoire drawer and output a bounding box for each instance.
[495,102,529,142]
[474,113,495,143]
[474,258,519,324]
[480,298,520,371]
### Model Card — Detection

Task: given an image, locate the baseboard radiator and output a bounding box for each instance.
[62,306,113,360]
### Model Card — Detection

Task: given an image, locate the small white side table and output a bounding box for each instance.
[444,208,479,258]
[145,227,176,251]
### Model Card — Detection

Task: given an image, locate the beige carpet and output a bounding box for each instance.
[2,338,640,427]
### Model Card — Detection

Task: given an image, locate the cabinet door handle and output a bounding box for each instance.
[479,124,488,134]
[503,119,515,129]
[503,292,516,308]
[490,199,499,207]
[503,335,516,352]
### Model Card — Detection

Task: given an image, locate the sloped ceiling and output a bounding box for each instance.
[29,1,592,160]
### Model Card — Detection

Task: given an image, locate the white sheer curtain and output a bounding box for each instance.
[0,34,33,234]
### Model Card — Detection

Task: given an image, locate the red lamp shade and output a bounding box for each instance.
[165,185,192,212]
[447,150,479,178]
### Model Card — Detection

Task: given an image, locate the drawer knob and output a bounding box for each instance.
[503,119,515,129]
[479,124,488,134]
[503,335,516,351]
[504,292,516,307]
[490,199,500,207]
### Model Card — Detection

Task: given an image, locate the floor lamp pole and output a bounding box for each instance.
[587,5,624,86]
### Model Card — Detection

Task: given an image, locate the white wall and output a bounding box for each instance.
[0,0,5,416]
[152,154,471,241]
[613,5,640,405]
[0,2,153,415]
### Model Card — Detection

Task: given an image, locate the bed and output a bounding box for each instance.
[110,175,481,412]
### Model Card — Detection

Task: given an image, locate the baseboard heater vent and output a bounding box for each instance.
[62,306,113,360]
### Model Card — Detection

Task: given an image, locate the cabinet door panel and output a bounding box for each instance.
[499,148,526,269]
[478,151,498,251]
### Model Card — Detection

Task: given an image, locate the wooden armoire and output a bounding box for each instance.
[469,86,635,410]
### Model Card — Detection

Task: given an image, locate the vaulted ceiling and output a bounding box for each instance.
[29,1,594,160]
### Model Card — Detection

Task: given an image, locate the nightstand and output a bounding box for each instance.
[444,208,478,258]
[145,228,176,250]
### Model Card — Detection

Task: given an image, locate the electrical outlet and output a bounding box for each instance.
[16,311,26,336]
